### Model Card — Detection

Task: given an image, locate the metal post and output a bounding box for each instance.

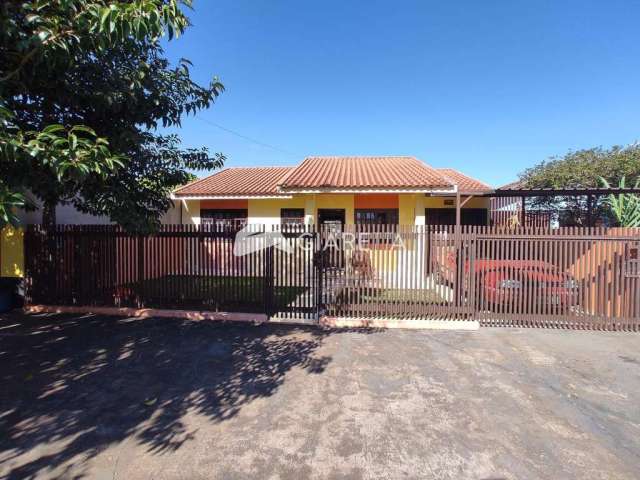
[137,234,144,308]
[455,189,461,229]
[454,188,461,307]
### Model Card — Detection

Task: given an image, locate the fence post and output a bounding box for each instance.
[264,244,274,316]
[73,226,82,304]
[137,234,144,308]
[469,230,477,318]
[45,227,56,305]
[315,226,323,320]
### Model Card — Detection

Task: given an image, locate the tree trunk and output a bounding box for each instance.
[42,200,57,227]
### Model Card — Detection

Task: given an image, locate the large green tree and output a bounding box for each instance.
[0,0,224,230]
[517,144,640,226]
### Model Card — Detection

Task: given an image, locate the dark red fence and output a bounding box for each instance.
[24,225,319,321]
[24,224,640,330]
[317,225,639,330]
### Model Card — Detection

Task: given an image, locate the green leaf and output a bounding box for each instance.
[70,125,96,136]
[42,124,65,134]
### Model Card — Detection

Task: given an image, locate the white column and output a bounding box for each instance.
[414,195,426,225]
[304,194,316,225]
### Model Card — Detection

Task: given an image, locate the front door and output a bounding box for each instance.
[318,209,346,270]
[318,209,346,228]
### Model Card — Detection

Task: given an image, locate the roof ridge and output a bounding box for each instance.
[279,155,454,190]
[302,155,418,159]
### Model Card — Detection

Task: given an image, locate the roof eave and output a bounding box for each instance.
[171,194,293,200]
[434,189,495,196]
[487,187,640,197]
[277,186,456,194]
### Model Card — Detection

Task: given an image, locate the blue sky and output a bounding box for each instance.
[162,0,640,187]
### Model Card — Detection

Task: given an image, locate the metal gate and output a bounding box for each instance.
[317,225,476,321]
[472,231,640,329]
[316,225,640,330]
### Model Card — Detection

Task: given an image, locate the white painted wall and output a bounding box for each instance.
[17,198,182,226]
[17,199,111,225]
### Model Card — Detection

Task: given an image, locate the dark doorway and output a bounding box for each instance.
[318,209,346,226]
[317,209,346,270]
[425,208,488,226]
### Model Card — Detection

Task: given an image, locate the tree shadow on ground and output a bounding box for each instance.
[0,313,361,479]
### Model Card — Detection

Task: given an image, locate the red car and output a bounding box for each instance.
[438,250,579,311]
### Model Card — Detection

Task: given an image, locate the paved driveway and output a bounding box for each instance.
[0,313,639,480]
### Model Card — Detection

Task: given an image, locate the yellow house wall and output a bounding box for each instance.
[398,194,417,225]
[176,195,490,226]
[248,196,306,225]
[315,194,354,224]
[179,200,201,225]
[0,226,24,277]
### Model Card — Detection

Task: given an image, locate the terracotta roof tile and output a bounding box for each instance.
[436,168,493,194]
[279,156,452,191]
[173,160,492,198]
[174,167,294,197]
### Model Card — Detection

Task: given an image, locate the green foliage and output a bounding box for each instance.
[599,177,640,227]
[1,100,124,226]
[0,185,25,227]
[0,0,192,83]
[517,144,640,225]
[0,0,223,230]
[520,144,640,189]
[79,134,223,232]
[25,124,125,179]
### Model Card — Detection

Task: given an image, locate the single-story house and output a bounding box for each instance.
[172,156,492,227]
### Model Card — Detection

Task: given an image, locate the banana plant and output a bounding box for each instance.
[600,176,640,227]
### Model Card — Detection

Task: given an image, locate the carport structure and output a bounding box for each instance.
[484,182,640,228]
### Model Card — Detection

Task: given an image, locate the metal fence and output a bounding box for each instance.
[24,224,640,330]
[24,224,319,322]
[318,225,639,329]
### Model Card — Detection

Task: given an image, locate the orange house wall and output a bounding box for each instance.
[354,194,399,209]
[200,199,249,210]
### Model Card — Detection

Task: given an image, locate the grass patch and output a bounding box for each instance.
[132,275,308,311]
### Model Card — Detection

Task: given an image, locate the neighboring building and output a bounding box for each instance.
[17,196,182,225]
[172,156,492,227]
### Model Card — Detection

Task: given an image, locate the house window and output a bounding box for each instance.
[201,209,248,227]
[355,209,399,225]
[281,208,305,225]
